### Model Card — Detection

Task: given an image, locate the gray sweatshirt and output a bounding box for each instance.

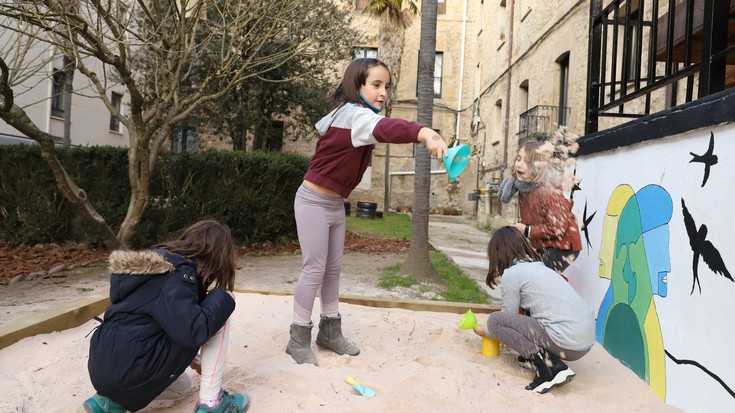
[501,261,596,351]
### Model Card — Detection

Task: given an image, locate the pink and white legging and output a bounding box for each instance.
[156,320,230,403]
[292,184,345,325]
[197,320,231,402]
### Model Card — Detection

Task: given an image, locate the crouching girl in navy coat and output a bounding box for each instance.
[84,220,249,413]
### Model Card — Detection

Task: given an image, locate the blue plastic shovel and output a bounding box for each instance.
[346,376,376,397]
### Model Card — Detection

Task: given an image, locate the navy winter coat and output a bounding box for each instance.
[87,249,235,411]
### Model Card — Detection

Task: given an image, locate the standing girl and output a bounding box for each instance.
[474,226,595,393]
[287,58,448,365]
[84,220,249,413]
[498,139,582,273]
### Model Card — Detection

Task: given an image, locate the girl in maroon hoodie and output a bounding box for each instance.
[286,58,448,365]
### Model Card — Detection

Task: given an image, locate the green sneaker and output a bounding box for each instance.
[83,393,126,413]
[194,389,250,413]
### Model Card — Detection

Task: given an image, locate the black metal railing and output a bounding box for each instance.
[517,105,570,142]
[586,0,735,134]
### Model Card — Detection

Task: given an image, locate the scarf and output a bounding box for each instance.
[498,176,539,203]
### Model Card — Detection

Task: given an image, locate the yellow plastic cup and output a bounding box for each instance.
[481,337,500,357]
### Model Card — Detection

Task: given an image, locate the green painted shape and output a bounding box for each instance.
[603,303,646,381]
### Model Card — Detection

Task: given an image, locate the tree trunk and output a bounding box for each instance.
[377,16,407,214]
[61,55,74,147]
[401,0,442,284]
[116,125,170,248]
[377,22,405,119]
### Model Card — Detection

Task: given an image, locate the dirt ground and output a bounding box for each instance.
[0,233,437,325]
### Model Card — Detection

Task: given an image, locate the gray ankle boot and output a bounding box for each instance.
[315,314,360,356]
[286,323,318,365]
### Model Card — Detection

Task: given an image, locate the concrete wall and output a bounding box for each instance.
[566,122,735,412]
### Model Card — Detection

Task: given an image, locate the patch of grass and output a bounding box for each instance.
[346,211,411,239]
[430,252,488,304]
[378,263,420,288]
[376,251,488,304]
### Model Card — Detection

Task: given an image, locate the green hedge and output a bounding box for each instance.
[0,145,308,247]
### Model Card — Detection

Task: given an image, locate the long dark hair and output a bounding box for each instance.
[485,226,541,289]
[156,220,238,292]
[330,58,390,109]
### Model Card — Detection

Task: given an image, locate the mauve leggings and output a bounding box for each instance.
[485,311,589,361]
[292,184,345,325]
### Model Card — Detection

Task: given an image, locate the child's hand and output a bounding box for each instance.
[418,127,449,159]
[190,355,202,375]
[473,326,485,337]
[511,222,525,232]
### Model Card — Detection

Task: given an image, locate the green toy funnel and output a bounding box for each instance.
[442,144,470,182]
[458,309,479,330]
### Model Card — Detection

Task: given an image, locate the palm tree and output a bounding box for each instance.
[401,0,443,284]
[364,0,418,117]
[364,0,418,209]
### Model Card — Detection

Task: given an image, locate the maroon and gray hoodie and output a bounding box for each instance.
[305,103,424,198]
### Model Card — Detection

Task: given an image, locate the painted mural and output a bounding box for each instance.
[571,127,735,412]
[595,184,670,401]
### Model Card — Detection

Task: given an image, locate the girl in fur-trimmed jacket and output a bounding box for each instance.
[84,220,249,413]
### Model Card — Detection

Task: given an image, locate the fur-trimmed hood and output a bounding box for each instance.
[109,250,175,275]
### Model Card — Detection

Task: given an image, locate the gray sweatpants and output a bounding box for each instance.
[292,184,345,325]
[485,311,590,361]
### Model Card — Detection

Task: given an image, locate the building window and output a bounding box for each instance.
[267,121,284,152]
[51,70,66,118]
[416,52,444,98]
[438,0,446,14]
[109,92,123,132]
[354,47,378,59]
[434,52,443,97]
[624,10,640,83]
[557,53,569,125]
[519,80,529,112]
[173,123,196,153]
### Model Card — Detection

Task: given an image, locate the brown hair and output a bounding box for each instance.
[156,220,238,292]
[485,226,541,289]
[513,139,550,184]
[330,58,391,109]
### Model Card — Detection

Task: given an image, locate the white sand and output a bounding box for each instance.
[0,293,682,413]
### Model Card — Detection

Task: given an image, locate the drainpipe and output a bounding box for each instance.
[454,0,469,144]
[500,0,515,215]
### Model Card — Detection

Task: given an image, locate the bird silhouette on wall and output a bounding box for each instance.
[570,167,581,200]
[581,200,596,249]
[681,198,733,294]
[689,132,718,187]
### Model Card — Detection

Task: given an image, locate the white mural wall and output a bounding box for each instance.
[566,124,735,412]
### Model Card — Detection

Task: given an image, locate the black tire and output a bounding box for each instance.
[344,202,351,216]
[355,208,376,218]
[375,211,383,219]
[356,201,377,210]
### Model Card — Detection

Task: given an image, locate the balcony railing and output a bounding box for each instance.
[517,105,570,142]
[586,0,735,134]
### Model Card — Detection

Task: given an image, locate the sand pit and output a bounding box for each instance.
[0,292,682,413]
